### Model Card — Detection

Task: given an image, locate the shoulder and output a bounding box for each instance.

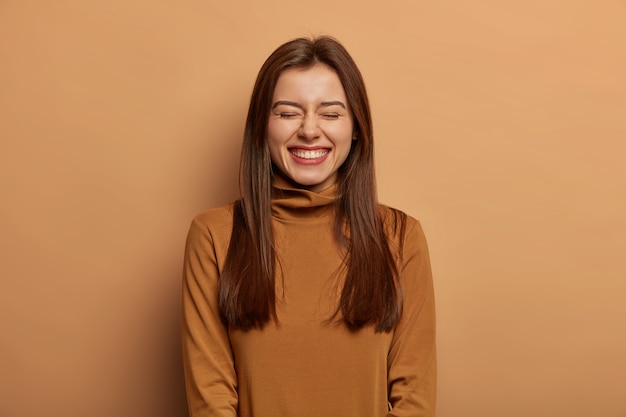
[378,204,422,235]
[378,205,428,256]
[192,202,236,230]
[186,202,236,247]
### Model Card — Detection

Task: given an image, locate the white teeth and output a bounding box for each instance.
[291,149,328,159]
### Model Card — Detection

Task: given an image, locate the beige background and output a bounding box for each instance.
[1,1,625,416]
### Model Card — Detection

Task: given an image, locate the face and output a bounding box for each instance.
[267,63,354,193]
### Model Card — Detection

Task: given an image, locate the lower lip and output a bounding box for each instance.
[289,151,330,165]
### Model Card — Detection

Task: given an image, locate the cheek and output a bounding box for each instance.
[327,125,354,150]
[267,119,295,143]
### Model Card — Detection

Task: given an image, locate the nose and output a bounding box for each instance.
[298,115,320,141]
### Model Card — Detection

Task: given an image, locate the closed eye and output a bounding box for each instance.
[278,112,300,119]
[321,113,340,120]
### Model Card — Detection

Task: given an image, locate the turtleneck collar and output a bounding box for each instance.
[271,174,338,221]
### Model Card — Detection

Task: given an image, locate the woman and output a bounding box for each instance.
[182,36,436,417]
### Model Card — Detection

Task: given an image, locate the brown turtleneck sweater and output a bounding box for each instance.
[182,178,436,416]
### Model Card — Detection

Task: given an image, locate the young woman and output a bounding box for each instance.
[182,36,436,417]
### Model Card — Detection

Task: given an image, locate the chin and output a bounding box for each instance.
[294,175,326,185]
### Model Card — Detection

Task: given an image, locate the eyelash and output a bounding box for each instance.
[278,113,340,120]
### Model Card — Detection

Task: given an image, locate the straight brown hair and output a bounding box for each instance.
[219,36,407,332]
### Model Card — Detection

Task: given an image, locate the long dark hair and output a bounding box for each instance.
[219,36,407,332]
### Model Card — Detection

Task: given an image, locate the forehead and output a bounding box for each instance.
[272,64,347,101]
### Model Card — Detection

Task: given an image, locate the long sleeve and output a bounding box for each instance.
[387,219,437,416]
[181,216,238,416]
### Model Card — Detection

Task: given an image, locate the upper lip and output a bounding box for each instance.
[288,146,330,151]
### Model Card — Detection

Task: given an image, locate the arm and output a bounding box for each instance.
[387,219,437,416]
[181,217,238,416]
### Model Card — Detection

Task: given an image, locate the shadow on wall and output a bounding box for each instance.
[162,271,189,417]
[168,114,245,417]
[165,295,190,417]
[163,82,247,417]
[136,266,190,417]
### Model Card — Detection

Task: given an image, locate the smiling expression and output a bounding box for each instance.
[267,64,354,193]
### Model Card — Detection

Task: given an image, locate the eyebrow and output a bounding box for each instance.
[272,100,347,110]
